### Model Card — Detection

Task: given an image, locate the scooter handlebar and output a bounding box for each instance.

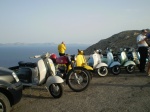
[29,52,51,59]
[30,55,41,59]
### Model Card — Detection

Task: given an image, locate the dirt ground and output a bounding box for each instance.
[11,69,150,112]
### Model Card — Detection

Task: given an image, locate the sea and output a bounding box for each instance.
[0,44,90,68]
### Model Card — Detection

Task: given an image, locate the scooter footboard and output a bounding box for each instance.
[45,76,64,88]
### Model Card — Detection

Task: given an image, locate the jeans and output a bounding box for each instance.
[138,47,148,71]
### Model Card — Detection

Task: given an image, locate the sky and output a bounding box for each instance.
[0,0,150,45]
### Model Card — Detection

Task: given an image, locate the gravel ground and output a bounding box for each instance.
[11,69,150,112]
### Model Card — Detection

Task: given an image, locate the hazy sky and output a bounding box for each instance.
[0,0,150,44]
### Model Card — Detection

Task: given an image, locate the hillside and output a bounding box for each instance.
[84,29,150,55]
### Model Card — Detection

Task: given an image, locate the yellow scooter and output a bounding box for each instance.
[75,49,94,79]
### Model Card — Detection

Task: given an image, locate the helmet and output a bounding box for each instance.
[50,53,57,63]
[78,49,84,55]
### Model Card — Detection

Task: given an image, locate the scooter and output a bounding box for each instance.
[75,49,94,79]
[50,53,91,92]
[10,52,64,98]
[101,48,121,75]
[125,47,140,68]
[87,49,108,77]
[117,48,136,74]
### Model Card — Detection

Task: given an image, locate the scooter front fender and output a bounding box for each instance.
[45,76,64,88]
[109,61,121,68]
[95,63,108,69]
[124,61,136,66]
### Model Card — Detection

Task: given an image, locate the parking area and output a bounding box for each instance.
[11,71,150,112]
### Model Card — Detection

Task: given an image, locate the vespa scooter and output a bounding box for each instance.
[118,48,136,74]
[75,49,93,79]
[101,48,121,75]
[11,52,64,98]
[87,49,108,77]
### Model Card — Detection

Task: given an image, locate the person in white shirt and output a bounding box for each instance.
[137,29,148,73]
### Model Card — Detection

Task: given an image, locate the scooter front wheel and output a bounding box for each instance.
[49,83,63,98]
[126,65,135,74]
[67,67,90,92]
[111,65,121,75]
[97,66,108,77]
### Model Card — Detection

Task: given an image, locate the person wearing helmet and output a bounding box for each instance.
[76,49,86,66]
[58,42,66,56]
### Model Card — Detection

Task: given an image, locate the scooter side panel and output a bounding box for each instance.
[101,57,107,64]
[87,55,94,67]
[124,61,136,66]
[45,76,64,88]
[38,59,47,84]
[109,61,121,68]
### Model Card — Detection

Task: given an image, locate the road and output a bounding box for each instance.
[11,70,150,112]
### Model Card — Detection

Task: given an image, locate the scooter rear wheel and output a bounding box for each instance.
[49,83,63,98]
[67,67,90,92]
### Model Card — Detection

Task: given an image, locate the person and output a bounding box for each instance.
[58,42,66,56]
[137,29,148,73]
[146,34,150,76]
[76,49,86,66]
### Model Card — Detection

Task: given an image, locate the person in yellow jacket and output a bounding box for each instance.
[76,49,86,66]
[58,42,66,56]
[76,49,93,72]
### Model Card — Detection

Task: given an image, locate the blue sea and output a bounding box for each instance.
[0,44,89,68]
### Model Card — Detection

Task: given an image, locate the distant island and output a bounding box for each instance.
[0,42,91,47]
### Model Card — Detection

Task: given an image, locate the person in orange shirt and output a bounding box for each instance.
[58,42,66,56]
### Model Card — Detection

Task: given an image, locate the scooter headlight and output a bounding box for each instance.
[12,72,19,82]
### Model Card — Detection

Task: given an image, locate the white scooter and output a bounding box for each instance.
[11,52,64,98]
[87,49,108,77]
[101,48,121,75]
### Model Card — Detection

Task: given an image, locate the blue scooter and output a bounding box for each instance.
[101,48,121,75]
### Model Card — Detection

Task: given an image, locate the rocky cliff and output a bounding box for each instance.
[84,29,150,55]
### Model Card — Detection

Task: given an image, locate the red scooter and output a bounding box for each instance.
[50,54,91,92]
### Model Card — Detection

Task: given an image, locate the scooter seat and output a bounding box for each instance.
[18,61,37,68]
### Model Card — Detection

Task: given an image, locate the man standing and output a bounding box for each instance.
[58,42,66,56]
[137,29,148,72]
